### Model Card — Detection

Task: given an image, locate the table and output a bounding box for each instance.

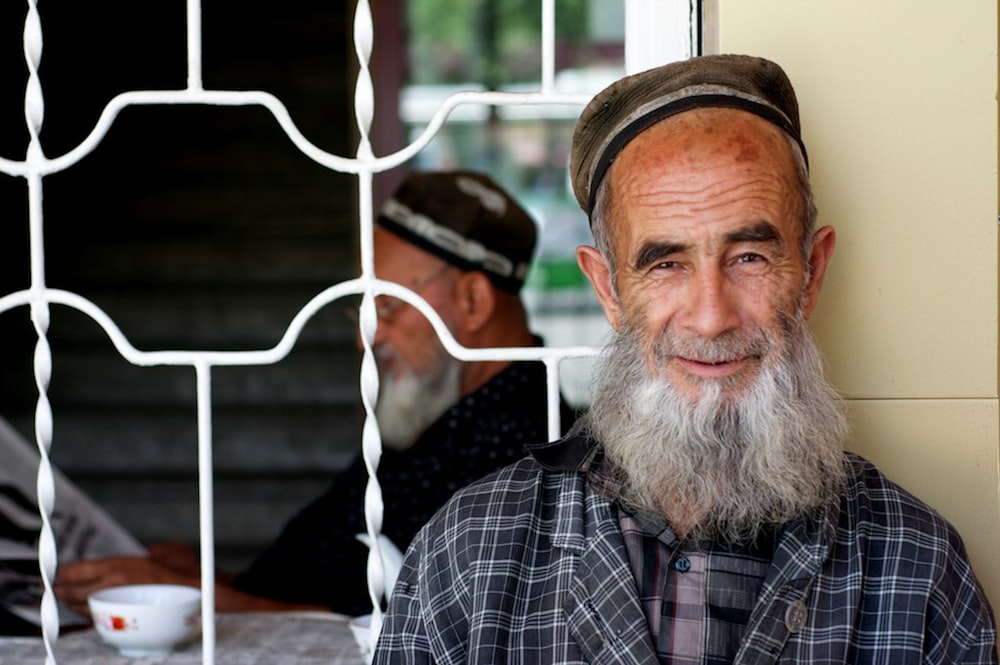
[0,612,369,665]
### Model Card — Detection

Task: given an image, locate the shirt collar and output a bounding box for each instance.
[524,417,600,471]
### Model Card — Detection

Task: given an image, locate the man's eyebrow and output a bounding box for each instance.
[631,222,784,270]
[633,241,686,271]
[725,221,782,245]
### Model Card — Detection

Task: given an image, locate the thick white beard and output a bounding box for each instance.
[375,344,461,451]
[587,313,849,545]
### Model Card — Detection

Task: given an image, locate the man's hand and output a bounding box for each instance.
[146,541,229,579]
[55,550,332,616]
[55,556,198,617]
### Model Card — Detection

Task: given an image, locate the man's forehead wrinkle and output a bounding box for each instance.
[622,169,785,207]
[619,180,717,225]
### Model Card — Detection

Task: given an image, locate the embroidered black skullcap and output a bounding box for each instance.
[570,54,807,218]
[377,171,537,293]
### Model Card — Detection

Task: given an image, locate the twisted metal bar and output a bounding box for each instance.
[349,2,389,659]
[23,1,59,663]
[31,312,57,665]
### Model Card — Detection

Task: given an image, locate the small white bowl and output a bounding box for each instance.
[88,584,201,657]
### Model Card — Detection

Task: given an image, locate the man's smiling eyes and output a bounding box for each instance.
[631,221,785,273]
[634,242,685,272]
[648,251,766,273]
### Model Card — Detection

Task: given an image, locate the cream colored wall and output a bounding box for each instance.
[709,1,999,609]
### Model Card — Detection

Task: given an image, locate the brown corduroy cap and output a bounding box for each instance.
[569,54,807,218]
[377,171,537,293]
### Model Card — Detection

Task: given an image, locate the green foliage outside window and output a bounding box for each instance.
[406,0,590,86]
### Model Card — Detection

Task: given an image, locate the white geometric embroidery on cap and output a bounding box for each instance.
[455,176,508,217]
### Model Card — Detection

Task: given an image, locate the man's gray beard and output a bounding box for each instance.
[375,345,461,451]
[586,313,849,545]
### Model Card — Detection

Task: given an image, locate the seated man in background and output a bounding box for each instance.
[56,170,575,617]
[374,56,997,662]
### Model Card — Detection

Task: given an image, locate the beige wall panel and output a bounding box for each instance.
[844,398,999,609]
[712,0,997,400]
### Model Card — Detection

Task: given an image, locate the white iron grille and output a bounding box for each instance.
[0,1,694,662]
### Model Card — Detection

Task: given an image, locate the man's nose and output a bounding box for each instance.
[683,268,741,339]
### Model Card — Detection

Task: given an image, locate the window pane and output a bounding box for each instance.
[400,0,627,407]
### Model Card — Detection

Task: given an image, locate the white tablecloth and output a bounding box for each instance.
[0,612,368,665]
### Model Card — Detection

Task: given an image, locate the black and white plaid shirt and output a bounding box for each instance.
[376,426,997,664]
[617,509,774,663]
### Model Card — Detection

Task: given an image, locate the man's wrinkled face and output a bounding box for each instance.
[368,228,461,449]
[370,229,457,379]
[577,110,845,538]
[580,109,830,404]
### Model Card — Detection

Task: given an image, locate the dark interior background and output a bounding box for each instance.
[0,2,409,569]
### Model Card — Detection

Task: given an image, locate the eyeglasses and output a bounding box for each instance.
[346,264,453,325]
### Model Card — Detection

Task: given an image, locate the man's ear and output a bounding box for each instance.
[802,225,836,319]
[576,245,623,330]
[454,271,497,334]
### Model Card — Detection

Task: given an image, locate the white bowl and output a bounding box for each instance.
[88,584,201,657]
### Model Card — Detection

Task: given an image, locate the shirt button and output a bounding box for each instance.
[784,599,808,633]
[673,556,691,573]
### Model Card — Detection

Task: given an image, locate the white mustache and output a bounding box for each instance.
[652,326,773,366]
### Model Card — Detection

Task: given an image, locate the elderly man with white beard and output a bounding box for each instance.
[55,170,575,619]
[374,56,997,664]
[225,171,576,616]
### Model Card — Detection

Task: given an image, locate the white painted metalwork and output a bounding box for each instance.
[626,0,696,74]
[21,2,59,664]
[1,1,695,663]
